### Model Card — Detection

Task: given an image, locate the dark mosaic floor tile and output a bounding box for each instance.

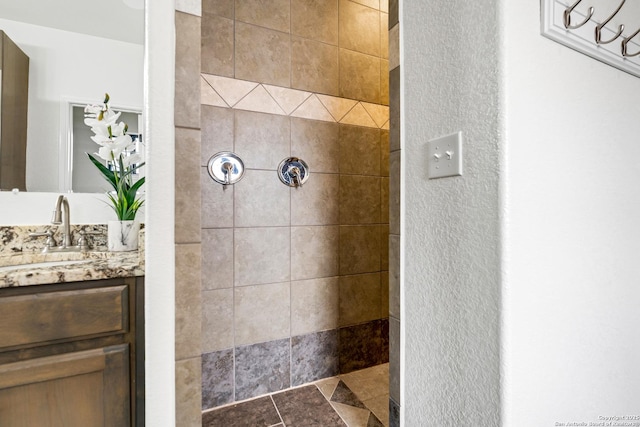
[235,338,291,401]
[367,412,385,427]
[272,385,347,426]
[202,349,234,410]
[201,396,281,427]
[389,398,400,427]
[291,329,339,386]
[339,321,383,374]
[330,380,366,409]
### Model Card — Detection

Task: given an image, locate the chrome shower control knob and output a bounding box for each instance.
[207,152,245,187]
[278,157,309,187]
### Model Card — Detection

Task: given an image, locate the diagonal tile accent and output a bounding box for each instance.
[291,95,335,122]
[331,402,371,427]
[381,120,390,130]
[331,380,367,409]
[316,377,340,400]
[272,386,346,426]
[234,85,286,115]
[264,84,312,115]
[202,74,258,107]
[201,77,229,107]
[361,103,390,128]
[340,103,378,128]
[317,94,358,122]
[367,412,385,427]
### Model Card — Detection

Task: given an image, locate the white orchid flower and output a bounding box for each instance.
[122,153,142,168]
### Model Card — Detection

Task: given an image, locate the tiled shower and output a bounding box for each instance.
[173,1,399,425]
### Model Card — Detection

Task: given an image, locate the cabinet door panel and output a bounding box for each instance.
[0,344,129,427]
[0,285,128,349]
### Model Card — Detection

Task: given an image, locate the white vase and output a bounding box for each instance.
[108,220,140,252]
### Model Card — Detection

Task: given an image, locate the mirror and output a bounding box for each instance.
[0,0,144,192]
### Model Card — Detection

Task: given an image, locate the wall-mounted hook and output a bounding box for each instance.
[207,152,245,188]
[622,27,640,57]
[563,0,594,30]
[595,0,625,45]
[277,157,309,188]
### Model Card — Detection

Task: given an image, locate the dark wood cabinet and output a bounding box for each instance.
[0,277,144,426]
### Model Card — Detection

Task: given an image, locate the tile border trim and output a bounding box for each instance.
[201,73,390,130]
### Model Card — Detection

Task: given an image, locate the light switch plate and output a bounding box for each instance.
[428,131,463,179]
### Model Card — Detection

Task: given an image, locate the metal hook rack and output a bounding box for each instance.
[542,0,640,77]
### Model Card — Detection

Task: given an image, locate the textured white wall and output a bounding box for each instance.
[401,0,503,424]
[502,1,640,426]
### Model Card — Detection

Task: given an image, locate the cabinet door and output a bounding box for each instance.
[0,344,130,427]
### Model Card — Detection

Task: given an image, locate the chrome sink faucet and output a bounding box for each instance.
[52,195,72,248]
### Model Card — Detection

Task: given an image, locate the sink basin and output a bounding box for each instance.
[0,260,90,273]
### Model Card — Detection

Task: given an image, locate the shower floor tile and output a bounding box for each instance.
[201,363,389,427]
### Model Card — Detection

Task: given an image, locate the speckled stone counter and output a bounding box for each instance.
[0,225,145,288]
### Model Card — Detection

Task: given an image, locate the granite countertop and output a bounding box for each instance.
[0,225,145,288]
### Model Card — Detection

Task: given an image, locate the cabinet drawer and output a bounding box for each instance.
[0,285,128,349]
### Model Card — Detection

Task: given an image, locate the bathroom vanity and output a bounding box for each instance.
[0,229,145,427]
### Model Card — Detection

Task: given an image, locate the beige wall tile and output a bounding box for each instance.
[176,357,202,427]
[339,0,380,57]
[291,95,335,122]
[291,118,340,174]
[202,74,258,107]
[340,103,377,128]
[380,0,389,13]
[339,175,381,225]
[380,130,390,176]
[380,224,389,271]
[202,289,234,353]
[291,226,340,280]
[236,0,291,33]
[380,13,389,59]
[389,234,399,319]
[176,244,202,360]
[389,67,400,151]
[291,277,340,335]
[235,22,291,87]
[291,0,339,45]
[175,12,202,128]
[389,24,400,71]
[202,0,234,18]
[235,227,291,286]
[381,177,390,224]
[339,124,381,176]
[176,128,201,243]
[292,37,339,96]
[291,173,339,226]
[361,103,389,128]
[339,272,382,326]
[201,77,228,107]
[235,170,291,227]
[380,270,389,318]
[339,49,380,104]
[380,60,389,105]
[339,225,381,275]
[235,110,290,170]
[317,95,357,122]
[201,15,234,77]
[264,85,312,115]
[202,228,234,290]
[389,151,400,236]
[351,0,380,9]
[201,168,234,229]
[234,85,287,115]
[176,0,201,16]
[235,282,291,345]
[201,105,233,166]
